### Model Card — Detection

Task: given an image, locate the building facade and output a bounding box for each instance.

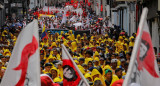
[0,0,5,27]
[111,0,160,55]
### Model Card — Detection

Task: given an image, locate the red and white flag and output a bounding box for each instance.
[123,8,160,86]
[1,20,40,86]
[61,44,89,86]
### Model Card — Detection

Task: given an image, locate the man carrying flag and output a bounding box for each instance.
[1,20,40,86]
[123,8,160,86]
[61,44,89,86]
[41,24,48,40]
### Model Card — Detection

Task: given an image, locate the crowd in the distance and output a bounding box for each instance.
[0,2,160,86]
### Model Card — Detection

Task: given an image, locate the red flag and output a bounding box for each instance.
[136,21,159,77]
[48,6,50,14]
[71,0,74,4]
[123,8,160,86]
[101,5,103,12]
[88,2,91,7]
[65,2,70,6]
[62,44,89,86]
[73,2,78,8]
[85,0,88,5]
[1,20,40,86]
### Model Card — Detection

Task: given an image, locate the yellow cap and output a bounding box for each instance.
[85,58,93,64]
[104,65,112,71]
[53,77,62,83]
[94,51,99,56]
[61,31,64,35]
[94,57,99,61]
[63,42,68,47]
[74,60,79,64]
[65,33,68,35]
[2,67,7,70]
[5,53,11,57]
[69,30,72,34]
[119,36,123,39]
[105,34,108,37]
[56,39,60,42]
[50,67,58,73]
[129,36,134,41]
[98,38,102,41]
[124,38,128,41]
[48,56,56,60]
[79,67,85,75]
[90,39,93,42]
[91,69,100,77]
[85,73,92,79]
[77,34,81,38]
[71,41,77,48]
[81,37,84,40]
[94,77,101,82]
[51,42,57,47]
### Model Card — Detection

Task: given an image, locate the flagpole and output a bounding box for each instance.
[61,44,90,86]
[122,7,148,86]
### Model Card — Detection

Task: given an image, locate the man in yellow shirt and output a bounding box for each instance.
[115,68,122,79]
[50,48,61,60]
[43,63,52,74]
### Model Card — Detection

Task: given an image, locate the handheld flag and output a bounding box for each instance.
[61,11,67,24]
[62,44,89,86]
[41,24,48,40]
[1,20,40,86]
[123,8,160,86]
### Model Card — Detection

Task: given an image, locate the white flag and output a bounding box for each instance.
[61,44,89,86]
[70,16,77,22]
[1,20,40,86]
[123,8,160,86]
[61,11,67,24]
[50,22,55,29]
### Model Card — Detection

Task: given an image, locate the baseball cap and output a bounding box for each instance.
[111,59,117,63]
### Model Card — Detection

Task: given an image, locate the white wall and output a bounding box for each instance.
[152,18,159,55]
[129,11,136,36]
[29,0,37,9]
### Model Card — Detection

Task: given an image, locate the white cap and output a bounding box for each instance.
[56,61,62,65]
[111,59,117,63]
[120,58,126,62]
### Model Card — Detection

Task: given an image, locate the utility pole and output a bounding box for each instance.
[102,0,105,18]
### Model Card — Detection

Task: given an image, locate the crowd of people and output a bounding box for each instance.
[0,1,160,86]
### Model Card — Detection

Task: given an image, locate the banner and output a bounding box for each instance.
[62,44,89,86]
